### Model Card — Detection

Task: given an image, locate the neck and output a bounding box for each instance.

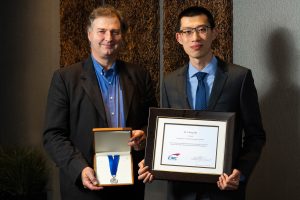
[92,52,116,70]
[189,53,213,71]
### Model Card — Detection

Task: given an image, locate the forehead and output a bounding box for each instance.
[91,16,121,29]
[180,15,209,28]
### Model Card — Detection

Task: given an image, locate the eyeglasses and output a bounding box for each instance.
[179,25,212,37]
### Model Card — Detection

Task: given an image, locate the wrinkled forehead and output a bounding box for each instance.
[90,16,121,29]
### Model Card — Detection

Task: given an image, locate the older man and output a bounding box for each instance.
[44,5,157,200]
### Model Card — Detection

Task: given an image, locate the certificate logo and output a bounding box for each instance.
[168,153,180,160]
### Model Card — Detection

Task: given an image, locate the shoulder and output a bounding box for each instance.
[117,60,147,74]
[53,58,91,80]
[56,60,85,75]
[217,58,251,78]
[116,60,151,81]
[164,65,187,80]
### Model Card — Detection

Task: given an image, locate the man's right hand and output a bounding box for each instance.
[138,159,154,183]
[81,167,104,190]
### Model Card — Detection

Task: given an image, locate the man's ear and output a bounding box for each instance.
[211,28,218,41]
[176,32,183,45]
[87,27,92,42]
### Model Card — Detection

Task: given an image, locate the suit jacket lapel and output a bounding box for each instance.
[117,60,134,121]
[208,58,228,109]
[80,57,108,126]
[177,66,191,109]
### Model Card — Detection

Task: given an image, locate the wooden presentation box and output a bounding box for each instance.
[93,128,134,186]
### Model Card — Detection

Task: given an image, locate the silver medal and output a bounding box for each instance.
[110,176,118,184]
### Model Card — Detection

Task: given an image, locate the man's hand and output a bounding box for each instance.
[128,130,146,151]
[81,167,103,190]
[138,159,154,183]
[217,169,241,190]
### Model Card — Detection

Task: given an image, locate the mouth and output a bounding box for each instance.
[190,43,203,50]
[99,43,114,49]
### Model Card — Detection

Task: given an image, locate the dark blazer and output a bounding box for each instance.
[43,56,157,200]
[162,57,266,200]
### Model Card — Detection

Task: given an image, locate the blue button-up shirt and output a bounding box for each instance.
[92,56,125,127]
[187,56,217,109]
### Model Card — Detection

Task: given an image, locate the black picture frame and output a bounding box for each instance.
[145,108,235,183]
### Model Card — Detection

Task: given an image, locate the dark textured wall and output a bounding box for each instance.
[60,0,100,67]
[106,0,160,97]
[163,0,232,73]
[60,0,232,99]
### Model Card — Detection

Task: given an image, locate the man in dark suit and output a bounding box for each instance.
[43,5,157,200]
[138,6,265,200]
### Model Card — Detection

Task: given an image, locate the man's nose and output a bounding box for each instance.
[191,30,201,40]
[104,31,113,41]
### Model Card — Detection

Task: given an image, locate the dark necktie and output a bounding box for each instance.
[195,72,207,110]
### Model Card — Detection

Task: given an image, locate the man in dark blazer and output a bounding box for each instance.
[43,5,157,200]
[138,6,265,200]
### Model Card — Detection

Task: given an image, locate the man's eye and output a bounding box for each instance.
[111,31,121,35]
[198,28,206,33]
[98,30,106,34]
[184,30,192,34]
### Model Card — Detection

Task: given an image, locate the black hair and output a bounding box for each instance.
[177,6,215,32]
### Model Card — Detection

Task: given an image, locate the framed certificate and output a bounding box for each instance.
[93,128,134,186]
[144,108,235,183]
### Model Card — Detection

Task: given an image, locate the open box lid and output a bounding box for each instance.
[93,128,132,153]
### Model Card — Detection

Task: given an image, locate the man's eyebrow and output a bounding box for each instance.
[181,24,208,29]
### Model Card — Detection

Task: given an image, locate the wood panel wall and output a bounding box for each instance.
[60,0,232,99]
[163,0,232,73]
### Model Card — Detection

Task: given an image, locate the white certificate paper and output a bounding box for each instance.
[161,123,218,168]
[153,117,227,175]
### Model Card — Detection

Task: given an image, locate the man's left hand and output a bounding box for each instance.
[217,169,241,190]
[128,130,145,151]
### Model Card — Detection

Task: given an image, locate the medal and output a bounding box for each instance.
[108,155,120,184]
[110,175,118,184]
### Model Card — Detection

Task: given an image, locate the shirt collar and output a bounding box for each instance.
[188,56,217,78]
[91,55,117,76]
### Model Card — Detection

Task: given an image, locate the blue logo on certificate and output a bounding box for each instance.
[168,153,180,160]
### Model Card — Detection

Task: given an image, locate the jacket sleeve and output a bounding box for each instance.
[237,70,266,179]
[43,70,88,184]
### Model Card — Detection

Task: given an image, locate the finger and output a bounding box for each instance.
[128,138,140,147]
[219,174,226,184]
[83,179,103,190]
[82,176,103,190]
[229,177,239,182]
[218,179,239,190]
[130,130,143,140]
[218,175,232,190]
[223,173,229,179]
[138,160,145,168]
[143,172,152,183]
[228,174,237,180]
[129,135,140,141]
[149,174,154,183]
[128,141,141,150]
[218,177,226,190]
[229,169,240,180]
[128,140,136,147]
[84,182,104,190]
[217,181,222,189]
[138,171,149,180]
[226,180,239,187]
[223,183,239,190]
[85,170,99,185]
[138,166,149,175]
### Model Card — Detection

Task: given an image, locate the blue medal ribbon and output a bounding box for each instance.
[108,155,120,178]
